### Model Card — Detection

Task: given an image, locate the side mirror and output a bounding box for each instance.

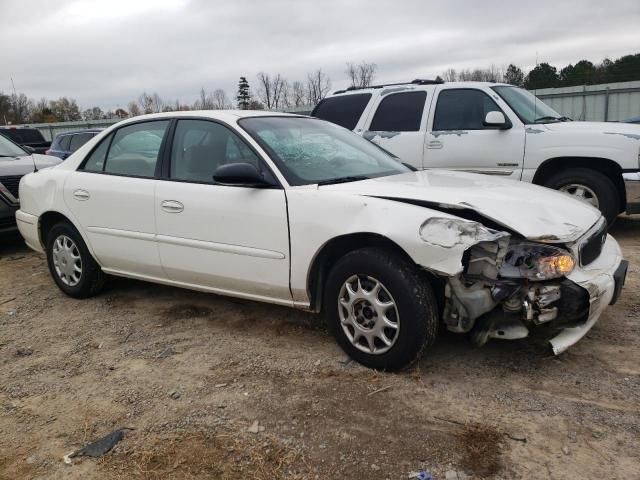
[23,145,35,154]
[213,162,273,187]
[484,111,511,129]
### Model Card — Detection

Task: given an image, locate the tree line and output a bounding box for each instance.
[441,53,640,90]
[2,53,638,125]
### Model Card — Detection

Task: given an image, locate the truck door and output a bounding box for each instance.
[424,87,525,178]
[361,89,432,169]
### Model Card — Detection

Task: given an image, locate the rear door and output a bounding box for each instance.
[154,118,291,304]
[424,87,525,178]
[360,90,432,168]
[63,120,170,278]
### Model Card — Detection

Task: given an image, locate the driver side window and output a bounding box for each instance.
[170,120,261,183]
[433,89,504,131]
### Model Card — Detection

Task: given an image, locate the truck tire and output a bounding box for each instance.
[544,168,619,226]
[324,247,439,371]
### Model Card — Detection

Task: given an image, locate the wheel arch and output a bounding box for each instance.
[532,156,625,212]
[306,232,442,313]
[38,211,99,263]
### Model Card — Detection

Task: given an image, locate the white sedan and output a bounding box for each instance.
[16,111,627,370]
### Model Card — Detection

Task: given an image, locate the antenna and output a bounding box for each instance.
[533,52,539,122]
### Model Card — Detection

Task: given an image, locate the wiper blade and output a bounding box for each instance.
[317,175,369,186]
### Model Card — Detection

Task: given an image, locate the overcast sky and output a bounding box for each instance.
[1,0,638,110]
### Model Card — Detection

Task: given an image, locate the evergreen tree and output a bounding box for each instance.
[524,63,559,90]
[237,77,250,109]
[503,64,524,87]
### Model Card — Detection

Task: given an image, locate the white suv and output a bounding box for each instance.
[312,79,640,225]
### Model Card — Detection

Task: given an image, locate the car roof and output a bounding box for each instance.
[56,129,103,136]
[328,81,511,97]
[115,110,302,127]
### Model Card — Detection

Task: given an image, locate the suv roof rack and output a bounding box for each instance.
[333,78,443,94]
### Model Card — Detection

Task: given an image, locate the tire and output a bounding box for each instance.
[543,168,620,226]
[45,222,105,298]
[324,247,439,371]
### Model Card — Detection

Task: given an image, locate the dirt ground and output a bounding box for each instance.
[1,217,639,480]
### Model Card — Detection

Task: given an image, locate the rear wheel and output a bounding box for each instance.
[324,247,439,371]
[544,168,619,226]
[46,222,105,298]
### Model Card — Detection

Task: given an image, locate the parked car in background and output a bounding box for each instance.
[16,111,627,370]
[1,134,61,237]
[623,115,640,124]
[312,80,640,225]
[46,129,103,160]
[0,127,51,154]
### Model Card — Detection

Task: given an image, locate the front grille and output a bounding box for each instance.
[579,220,607,266]
[0,175,22,199]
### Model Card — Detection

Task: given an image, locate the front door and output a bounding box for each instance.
[63,120,170,278]
[425,87,525,178]
[154,119,291,304]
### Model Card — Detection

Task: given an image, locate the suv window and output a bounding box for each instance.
[369,91,427,132]
[69,133,94,152]
[59,135,72,150]
[170,119,261,183]
[433,89,504,131]
[102,121,169,177]
[312,93,372,130]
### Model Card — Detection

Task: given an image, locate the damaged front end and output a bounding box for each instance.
[421,218,594,353]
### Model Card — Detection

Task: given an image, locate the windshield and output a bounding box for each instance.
[239,117,410,186]
[0,134,27,158]
[493,86,563,124]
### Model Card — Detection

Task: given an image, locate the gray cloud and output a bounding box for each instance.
[1,0,638,110]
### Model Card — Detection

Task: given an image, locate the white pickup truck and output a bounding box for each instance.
[312,80,640,225]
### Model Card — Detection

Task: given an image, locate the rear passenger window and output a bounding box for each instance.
[433,89,504,131]
[170,119,261,183]
[69,133,93,152]
[369,91,427,132]
[312,94,371,130]
[81,133,112,172]
[59,135,72,150]
[103,121,169,177]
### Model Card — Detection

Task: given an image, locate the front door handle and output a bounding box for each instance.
[161,200,184,213]
[73,189,90,201]
[427,140,443,149]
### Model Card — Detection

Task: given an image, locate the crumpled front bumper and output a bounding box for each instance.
[549,234,626,354]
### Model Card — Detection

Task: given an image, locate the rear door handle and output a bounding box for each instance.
[73,189,90,201]
[161,200,184,213]
[427,140,443,149]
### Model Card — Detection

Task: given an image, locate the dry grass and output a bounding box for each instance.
[459,422,505,477]
[101,428,310,480]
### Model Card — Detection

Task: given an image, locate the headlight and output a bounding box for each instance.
[499,242,575,280]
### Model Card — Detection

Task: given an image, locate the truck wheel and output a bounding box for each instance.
[544,168,619,226]
[46,222,105,298]
[324,247,439,371]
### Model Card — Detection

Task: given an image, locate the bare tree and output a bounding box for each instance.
[138,92,164,113]
[288,80,307,107]
[345,62,377,88]
[257,72,288,109]
[441,68,457,82]
[306,69,331,106]
[212,89,232,109]
[128,101,141,117]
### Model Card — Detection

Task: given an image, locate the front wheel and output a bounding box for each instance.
[46,222,105,298]
[544,168,620,226]
[324,248,439,371]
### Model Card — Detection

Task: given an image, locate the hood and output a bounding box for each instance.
[542,120,640,140]
[0,153,61,176]
[320,170,601,242]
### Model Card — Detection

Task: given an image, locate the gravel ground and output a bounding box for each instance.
[0,216,638,479]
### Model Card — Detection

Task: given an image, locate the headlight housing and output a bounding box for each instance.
[499,242,575,280]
